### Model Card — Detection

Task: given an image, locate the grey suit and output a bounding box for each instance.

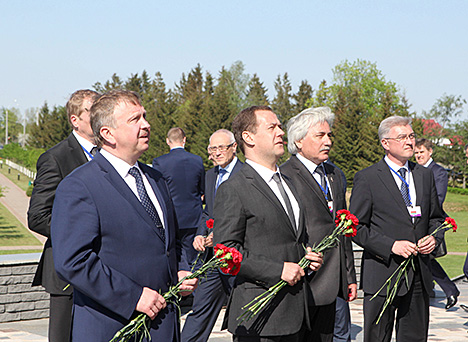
[214,164,309,338]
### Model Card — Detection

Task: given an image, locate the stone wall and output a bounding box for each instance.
[0,254,49,323]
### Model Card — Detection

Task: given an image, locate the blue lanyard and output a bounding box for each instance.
[80,144,94,160]
[388,165,413,206]
[316,165,330,201]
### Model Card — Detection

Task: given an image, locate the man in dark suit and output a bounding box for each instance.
[214,106,323,342]
[281,107,356,342]
[153,127,205,266]
[350,116,444,342]
[51,90,197,341]
[182,129,243,342]
[28,89,100,341]
[415,138,459,310]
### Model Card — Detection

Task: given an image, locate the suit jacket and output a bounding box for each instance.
[51,152,183,341]
[350,159,444,297]
[281,155,356,306]
[153,148,205,229]
[213,164,309,337]
[196,159,244,237]
[28,133,88,295]
[428,160,448,208]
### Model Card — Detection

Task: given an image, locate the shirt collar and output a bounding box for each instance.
[296,153,322,174]
[246,159,280,184]
[73,130,95,153]
[423,157,433,168]
[100,149,140,179]
[384,155,409,172]
[170,146,184,151]
[219,156,238,174]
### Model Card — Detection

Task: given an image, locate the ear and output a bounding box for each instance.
[381,138,390,152]
[166,138,170,146]
[100,126,116,146]
[69,115,79,130]
[295,139,303,152]
[242,131,254,147]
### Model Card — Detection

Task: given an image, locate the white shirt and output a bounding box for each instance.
[384,156,417,207]
[296,154,333,199]
[423,157,433,168]
[73,131,96,161]
[100,149,165,228]
[216,156,238,185]
[246,159,300,229]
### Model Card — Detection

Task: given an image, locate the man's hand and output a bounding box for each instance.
[136,287,166,320]
[177,271,198,297]
[193,235,206,252]
[391,240,417,258]
[281,262,305,286]
[205,232,213,248]
[347,283,358,302]
[305,247,323,272]
[417,235,436,255]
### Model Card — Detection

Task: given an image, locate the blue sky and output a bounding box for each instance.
[1,1,467,120]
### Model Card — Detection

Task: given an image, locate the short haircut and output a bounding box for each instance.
[415,138,433,151]
[209,129,235,145]
[232,105,273,154]
[287,107,334,154]
[66,89,100,125]
[167,127,186,143]
[90,90,141,147]
[378,116,412,141]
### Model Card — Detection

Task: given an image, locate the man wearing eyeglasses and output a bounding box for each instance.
[349,116,444,342]
[182,129,243,342]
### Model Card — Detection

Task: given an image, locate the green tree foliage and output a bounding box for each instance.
[0,107,23,145]
[246,73,269,107]
[0,143,44,170]
[423,94,466,129]
[293,80,313,114]
[272,73,293,122]
[28,103,70,149]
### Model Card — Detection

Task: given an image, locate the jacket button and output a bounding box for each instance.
[166,251,170,257]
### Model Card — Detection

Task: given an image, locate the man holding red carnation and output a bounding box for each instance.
[350,116,445,342]
[214,106,323,342]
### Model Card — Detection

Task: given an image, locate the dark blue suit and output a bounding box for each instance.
[52,152,183,341]
[181,159,243,342]
[427,161,459,299]
[153,148,205,264]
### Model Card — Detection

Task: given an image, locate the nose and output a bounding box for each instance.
[142,117,151,129]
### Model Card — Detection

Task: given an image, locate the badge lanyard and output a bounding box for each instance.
[316,167,330,202]
[388,165,413,207]
[80,144,94,160]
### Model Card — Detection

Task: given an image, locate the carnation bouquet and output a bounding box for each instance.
[110,243,242,342]
[237,209,358,324]
[191,219,214,271]
[371,217,457,324]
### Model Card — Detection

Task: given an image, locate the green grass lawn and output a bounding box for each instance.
[0,202,42,247]
[0,163,34,192]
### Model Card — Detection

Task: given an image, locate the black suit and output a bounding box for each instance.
[281,156,356,341]
[28,133,88,341]
[350,159,444,342]
[427,161,459,298]
[214,163,309,339]
[182,159,243,342]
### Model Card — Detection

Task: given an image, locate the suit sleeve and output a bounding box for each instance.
[51,176,142,320]
[213,182,284,287]
[433,166,448,207]
[350,171,395,264]
[27,152,62,237]
[427,171,446,240]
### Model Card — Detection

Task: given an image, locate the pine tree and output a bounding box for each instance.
[245,73,269,107]
[293,80,313,114]
[272,73,293,123]
[28,103,70,149]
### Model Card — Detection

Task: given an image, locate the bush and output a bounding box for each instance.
[26,184,34,197]
[0,143,44,170]
[447,187,468,195]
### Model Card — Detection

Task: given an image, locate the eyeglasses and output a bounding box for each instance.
[384,133,417,143]
[207,142,235,154]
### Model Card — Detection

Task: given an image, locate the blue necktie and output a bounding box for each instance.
[128,167,165,243]
[315,164,332,200]
[398,168,411,207]
[215,168,228,193]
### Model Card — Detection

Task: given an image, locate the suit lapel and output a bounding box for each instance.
[67,134,89,166]
[410,162,424,224]
[376,159,412,221]
[243,164,298,238]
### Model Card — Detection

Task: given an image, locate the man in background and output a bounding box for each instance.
[28,89,100,341]
[281,107,356,342]
[415,138,459,310]
[182,129,243,342]
[153,127,205,266]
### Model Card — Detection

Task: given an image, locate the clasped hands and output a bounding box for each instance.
[135,270,198,320]
[281,247,323,287]
[193,233,213,252]
[391,235,436,258]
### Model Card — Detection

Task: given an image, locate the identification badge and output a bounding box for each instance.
[328,201,334,213]
[408,206,421,217]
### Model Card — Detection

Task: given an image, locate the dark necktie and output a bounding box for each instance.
[398,168,411,207]
[215,168,228,193]
[128,167,165,242]
[315,164,332,200]
[272,173,297,230]
[90,147,98,157]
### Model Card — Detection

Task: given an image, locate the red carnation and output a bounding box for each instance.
[206,219,214,229]
[445,217,457,232]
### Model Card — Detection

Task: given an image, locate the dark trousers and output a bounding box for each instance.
[430,259,459,297]
[464,253,468,279]
[49,293,73,342]
[306,302,336,342]
[234,323,307,342]
[363,273,429,342]
[333,297,351,342]
[181,269,235,342]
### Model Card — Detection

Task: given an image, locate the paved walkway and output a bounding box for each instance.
[0,172,45,245]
